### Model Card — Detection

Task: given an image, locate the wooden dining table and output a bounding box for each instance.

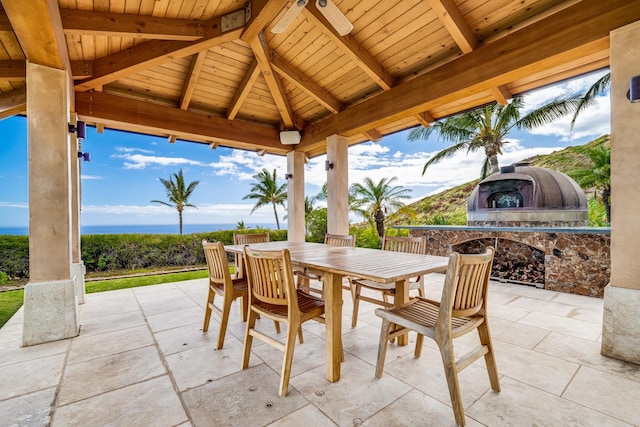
[225,241,449,382]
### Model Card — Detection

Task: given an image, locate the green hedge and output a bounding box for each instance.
[0,229,287,279]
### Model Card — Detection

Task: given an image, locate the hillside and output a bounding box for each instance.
[387,134,610,227]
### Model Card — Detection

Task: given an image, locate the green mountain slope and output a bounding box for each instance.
[387,134,610,227]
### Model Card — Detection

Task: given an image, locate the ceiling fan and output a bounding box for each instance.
[271,0,353,36]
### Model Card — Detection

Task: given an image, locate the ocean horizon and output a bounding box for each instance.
[0,223,279,236]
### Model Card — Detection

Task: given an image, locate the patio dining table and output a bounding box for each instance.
[225,241,449,382]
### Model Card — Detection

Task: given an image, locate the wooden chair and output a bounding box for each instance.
[233,232,269,277]
[297,233,355,295]
[202,240,249,350]
[241,246,325,396]
[374,247,499,427]
[351,235,427,328]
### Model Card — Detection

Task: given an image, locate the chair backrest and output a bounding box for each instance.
[233,232,270,245]
[439,247,495,320]
[202,239,233,291]
[324,233,355,247]
[243,246,298,310]
[381,235,426,254]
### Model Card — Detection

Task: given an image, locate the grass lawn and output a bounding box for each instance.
[0,269,210,328]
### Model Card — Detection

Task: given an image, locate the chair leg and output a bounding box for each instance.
[242,309,259,370]
[478,321,501,392]
[202,288,215,332]
[297,326,304,344]
[438,338,466,427]
[240,294,248,322]
[415,333,424,357]
[375,318,393,378]
[279,320,299,397]
[217,296,233,350]
[351,284,361,328]
[274,320,281,334]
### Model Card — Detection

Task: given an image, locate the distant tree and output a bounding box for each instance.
[350,177,411,238]
[408,94,582,178]
[236,220,246,230]
[150,169,200,235]
[569,146,611,225]
[242,168,287,230]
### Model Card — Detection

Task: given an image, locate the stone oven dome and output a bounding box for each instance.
[467,163,588,227]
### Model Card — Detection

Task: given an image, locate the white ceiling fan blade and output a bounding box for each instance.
[271,0,309,34]
[316,0,353,36]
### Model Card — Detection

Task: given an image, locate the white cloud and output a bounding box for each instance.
[0,201,28,209]
[112,153,207,170]
[114,146,154,154]
[81,175,103,180]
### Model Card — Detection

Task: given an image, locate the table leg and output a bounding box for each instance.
[324,272,343,382]
[396,279,410,346]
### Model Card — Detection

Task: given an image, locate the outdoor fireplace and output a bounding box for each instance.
[467,163,588,227]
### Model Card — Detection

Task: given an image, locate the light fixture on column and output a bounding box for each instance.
[628,75,640,103]
[77,152,90,162]
[68,121,86,140]
[325,160,334,171]
[284,173,293,180]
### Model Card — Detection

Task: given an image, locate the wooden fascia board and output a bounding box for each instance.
[227,59,261,120]
[270,53,343,114]
[240,0,290,43]
[75,90,286,153]
[2,0,70,70]
[427,0,478,53]
[298,0,634,149]
[0,87,26,118]
[60,8,206,41]
[74,9,246,92]
[248,33,296,128]
[302,6,394,90]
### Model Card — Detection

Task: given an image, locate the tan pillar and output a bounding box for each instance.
[326,134,349,235]
[23,62,78,346]
[287,151,306,242]
[602,20,640,363]
[69,113,85,304]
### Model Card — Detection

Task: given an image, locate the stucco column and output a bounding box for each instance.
[602,20,640,364]
[23,62,79,346]
[70,113,85,304]
[287,150,306,242]
[326,134,349,235]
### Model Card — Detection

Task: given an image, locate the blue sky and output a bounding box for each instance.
[0,69,610,228]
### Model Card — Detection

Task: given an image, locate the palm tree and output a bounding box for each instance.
[350,177,411,238]
[569,146,611,224]
[408,94,582,178]
[150,169,200,235]
[242,168,287,230]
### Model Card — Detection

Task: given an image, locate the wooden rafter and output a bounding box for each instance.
[298,0,634,149]
[414,111,437,127]
[240,0,291,43]
[75,90,285,153]
[249,32,296,129]
[60,8,206,41]
[74,9,246,92]
[492,85,512,105]
[227,59,261,120]
[363,129,383,142]
[302,6,394,90]
[0,87,26,119]
[168,51,208,143]
[426,0,478,54]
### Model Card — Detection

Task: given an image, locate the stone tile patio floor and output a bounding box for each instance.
[1,273,640,426]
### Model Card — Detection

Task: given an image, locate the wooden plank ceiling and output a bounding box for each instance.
[0,0,637,157]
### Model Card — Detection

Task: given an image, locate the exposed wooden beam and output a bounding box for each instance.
[249,32,296,129]
[414,111,436,127]
[75,90,285,153]
[74,8,246,92]
[426,0,478,54]
[0,10,13,32]
[2,0,70,70]
[60,8,206,41]
[167,51,207,143]
[227,59,261,120]
[240,0,290,43]
[270,52,343,114]
[493,85,512,105]
[363,129,382,142]
[0,60,93,80]
[303,6,395,90]
[0,87,26,119]
[298,0,636,149]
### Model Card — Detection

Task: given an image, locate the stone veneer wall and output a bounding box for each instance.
[400,226,610,298]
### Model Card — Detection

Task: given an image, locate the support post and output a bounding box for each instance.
[326,134,349,235]
[287,150,306,242]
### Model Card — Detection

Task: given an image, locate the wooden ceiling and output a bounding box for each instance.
[0,0,638,158]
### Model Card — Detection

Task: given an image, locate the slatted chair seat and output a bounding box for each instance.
[351,235,427,327]
[374,247,500,427]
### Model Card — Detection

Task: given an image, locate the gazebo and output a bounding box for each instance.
[0,0,638,365]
